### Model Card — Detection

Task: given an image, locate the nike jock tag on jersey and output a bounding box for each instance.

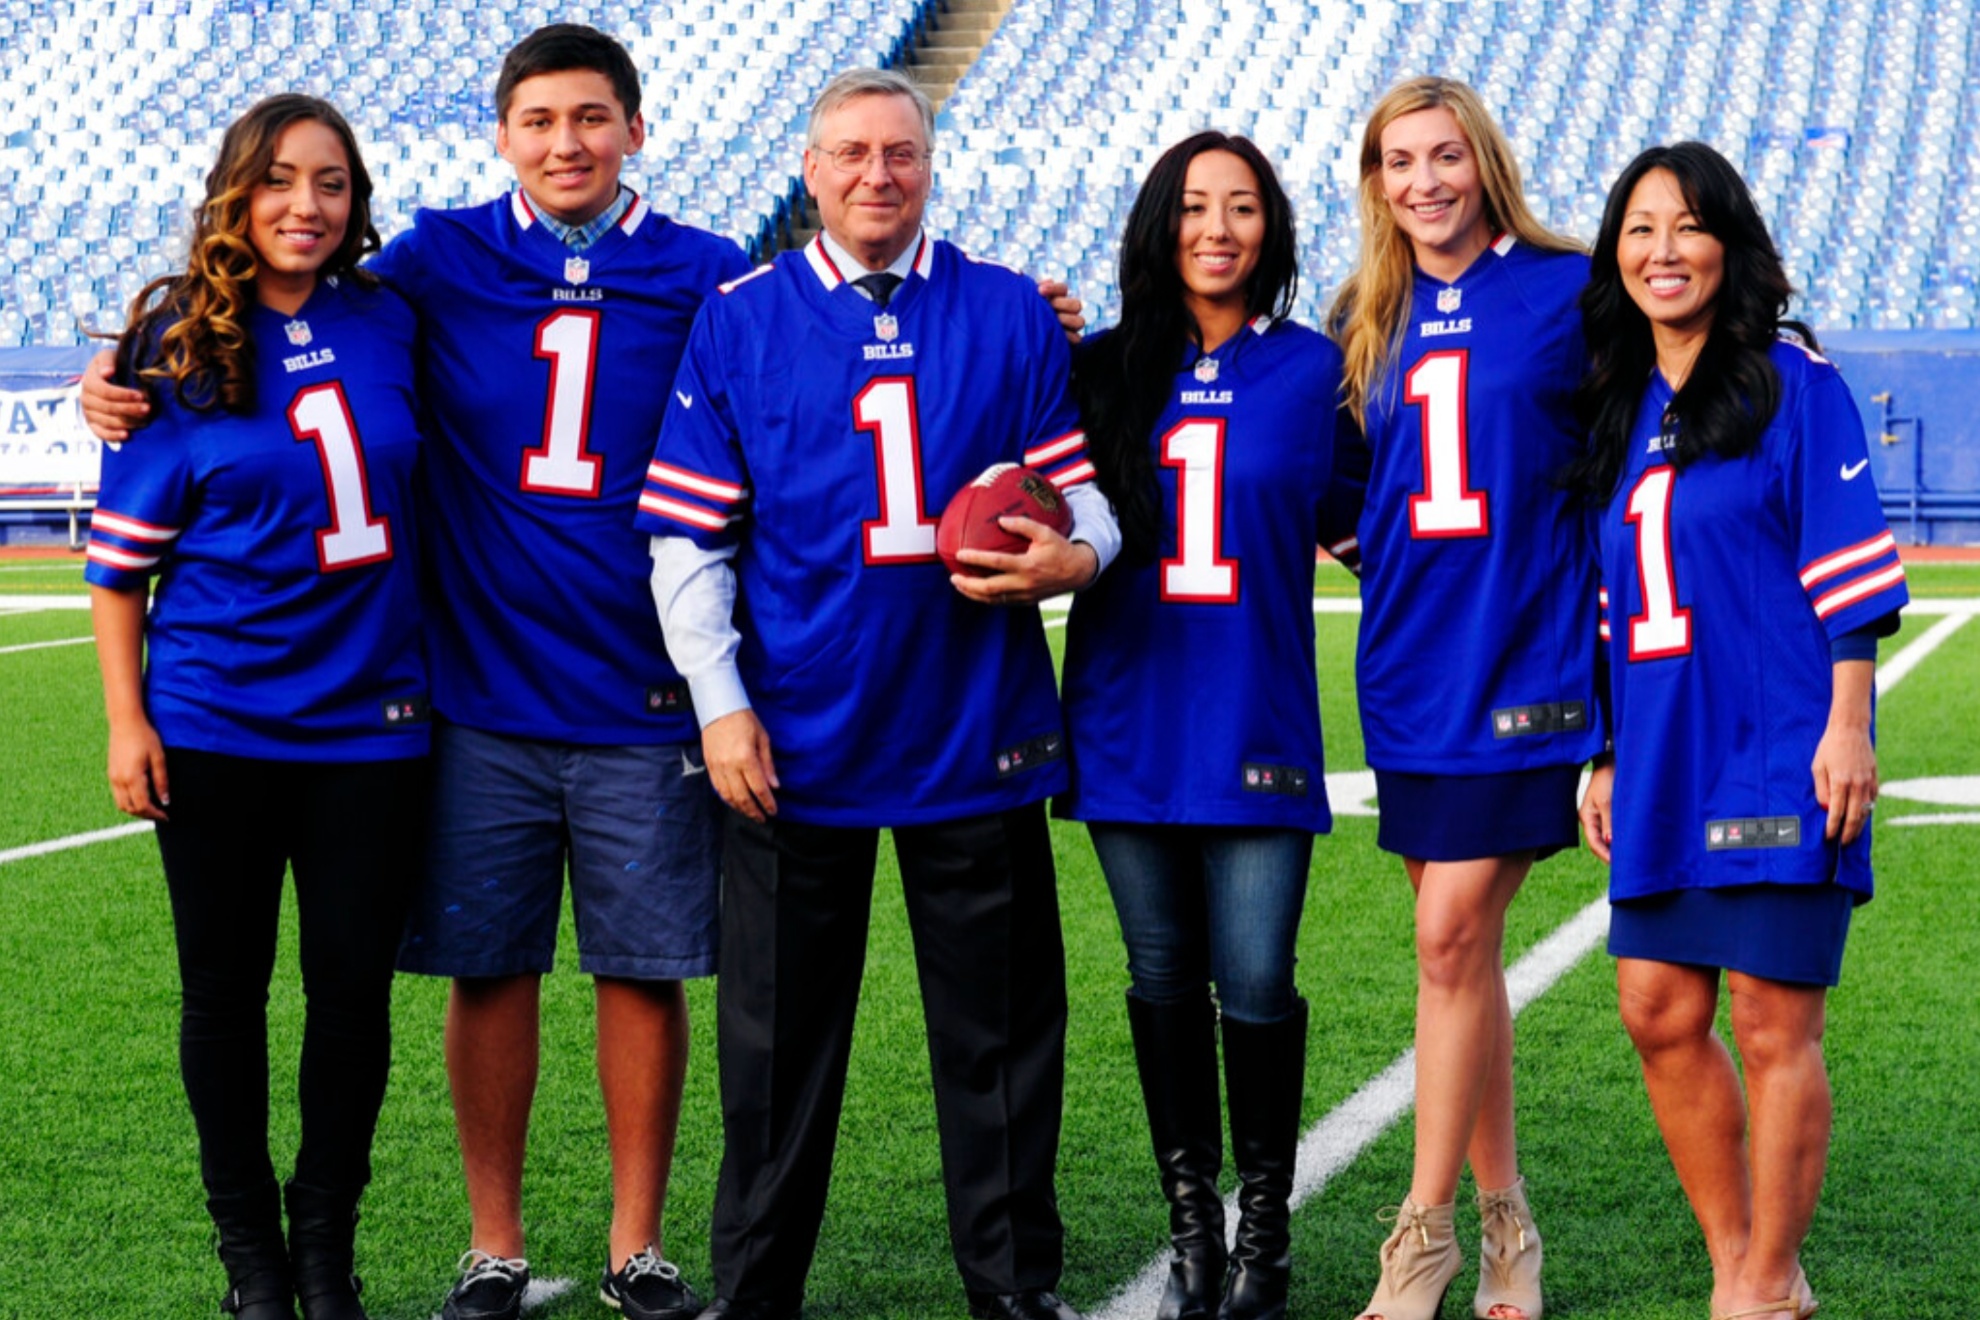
[994,731,1065,778]
[1490,700,1587,738]
[381,696,431,725]
[1241,762,1310,795]
[1704,816,1802,850]
[646,682,690,713]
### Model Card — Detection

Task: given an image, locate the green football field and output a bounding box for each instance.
[2,557,1977,1319]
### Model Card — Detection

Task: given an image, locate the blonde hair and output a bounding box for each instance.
[1327,77,1579,427]
[114,95,379,413]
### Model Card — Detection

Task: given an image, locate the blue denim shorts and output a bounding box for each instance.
[398,722,721,980]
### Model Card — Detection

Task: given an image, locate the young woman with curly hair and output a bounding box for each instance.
[1328,77,1603,1320]
[86,94,427,1320]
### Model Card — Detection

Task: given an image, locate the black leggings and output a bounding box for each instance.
[153,748,429,1199]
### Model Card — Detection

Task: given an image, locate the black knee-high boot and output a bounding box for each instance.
[285,1180,368,1320]
[1218,999,1307,1320]
[209,1180,297,1320]
[1127,992,1227,1320]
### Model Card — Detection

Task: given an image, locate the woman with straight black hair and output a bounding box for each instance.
[1058,130,1354,1320]
[1574,141,1906,1320]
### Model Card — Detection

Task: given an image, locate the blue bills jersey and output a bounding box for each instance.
[1057,319,1344,831]
[84,280,428,760]
[637,237,1089,826]
[1342,237,1604,773]
[371,192,750,743]
[1598,339,1907,901]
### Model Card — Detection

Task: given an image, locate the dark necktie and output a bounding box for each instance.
[853,272,903,308]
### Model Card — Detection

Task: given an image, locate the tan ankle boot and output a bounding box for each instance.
[1356,1197,1460,1320]
[1474,1177,1543,1320]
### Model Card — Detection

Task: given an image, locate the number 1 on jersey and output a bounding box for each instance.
[1160,418,1238,602]
[1624,466,1693,659]
[1406,350,1489,538]
[856,376,939,562]
[289,382,392,572]
[522,309,605,497]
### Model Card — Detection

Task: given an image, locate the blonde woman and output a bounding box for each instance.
[1327,77,1601,1320]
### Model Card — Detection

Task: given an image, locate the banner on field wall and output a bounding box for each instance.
[0,384,99,489]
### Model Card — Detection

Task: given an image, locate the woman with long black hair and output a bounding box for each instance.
[1573,141,1904,1320]
[1059,130,1352,1320]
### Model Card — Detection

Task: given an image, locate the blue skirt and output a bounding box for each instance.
[1373,764,1583,862]
[1608,884,1856,987]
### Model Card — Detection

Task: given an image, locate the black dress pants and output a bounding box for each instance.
[711,801,1068,1305]
[153,748,428,1199]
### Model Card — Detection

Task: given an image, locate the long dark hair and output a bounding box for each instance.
[1569,141,1812,498]
[1073,132,1298,560]
[113,94,380,414]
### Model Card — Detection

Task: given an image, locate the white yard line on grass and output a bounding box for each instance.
[1089,901,1611,1320]
[1871,609,1971,689]
[0,821,151,866]
[1090,602,1961,1320]
[0,596,91,610]
[0,636,93,655]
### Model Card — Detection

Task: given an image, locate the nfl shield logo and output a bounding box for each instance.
[285,319,312,347]
[1194,356,1219,383]
[1436,286,1462,314]
[874,312,898,342]
[565,254,590,285]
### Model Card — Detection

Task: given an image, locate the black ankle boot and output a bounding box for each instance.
[1218,999,1306,1320]
[209,1182,298,1320]
[284,1180,368,1320]
[1126,992,1227,1320]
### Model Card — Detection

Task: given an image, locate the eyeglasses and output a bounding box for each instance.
[819,144,928,175]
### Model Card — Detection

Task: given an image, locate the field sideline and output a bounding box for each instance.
[2,557,1977,1319]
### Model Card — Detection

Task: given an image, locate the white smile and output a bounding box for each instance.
[1411,199,1455,220]
[1195,253,1239,274]
[1647,275,1689,292]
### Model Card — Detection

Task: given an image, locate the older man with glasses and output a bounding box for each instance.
[640,67,1118,1320]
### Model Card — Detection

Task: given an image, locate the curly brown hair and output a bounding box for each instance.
[113,94,380,414]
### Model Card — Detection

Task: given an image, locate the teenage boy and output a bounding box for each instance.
[84,25,746,1320]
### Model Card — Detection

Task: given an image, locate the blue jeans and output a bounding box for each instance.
[1086,823,1312,1024]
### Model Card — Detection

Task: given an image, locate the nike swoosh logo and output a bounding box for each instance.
[681,750,708,778]
[1840,459,1869,480]
[675,391,694,409]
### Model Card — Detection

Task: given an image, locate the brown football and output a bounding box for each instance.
[935,463,1074,576]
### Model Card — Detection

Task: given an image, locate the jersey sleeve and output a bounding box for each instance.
[636,304,749,550]
[1317,405,1368,573]
[1782,355,1908,638]
[364,223,422,300]
[83,425,194,591]
[1014,296,1095,491]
